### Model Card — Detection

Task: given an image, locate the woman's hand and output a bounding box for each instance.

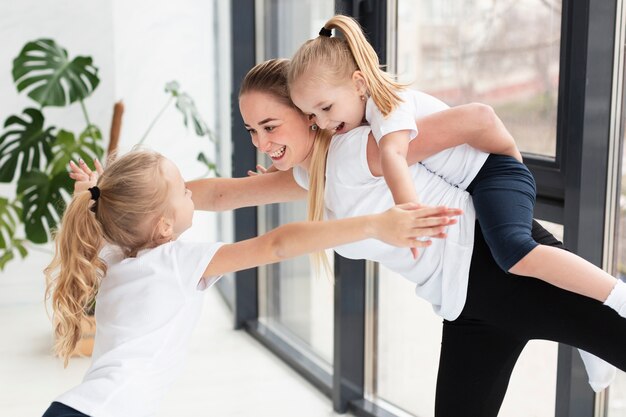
[370,203,462,254]
[68,159,103,194]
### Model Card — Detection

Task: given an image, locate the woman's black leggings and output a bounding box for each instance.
[435,220,626,417]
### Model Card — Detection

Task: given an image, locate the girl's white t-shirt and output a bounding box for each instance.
[56,240,224,417]
[293,126,476,320]
[365,90,489,190]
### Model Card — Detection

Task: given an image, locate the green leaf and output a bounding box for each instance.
[0,250,14,270]
[17,170,73,244]
[197,152,220,177]
[164,81,180,96]
[175,92,210,137]
[0,197,21,249]
[0,108,55,182]
[12,39,99,107]
[49,126,104,175]
[165,80,211,138]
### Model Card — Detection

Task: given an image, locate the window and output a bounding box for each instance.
[395,0,561,157]
[256,0,336,366]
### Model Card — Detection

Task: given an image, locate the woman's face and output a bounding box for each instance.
[239,91,314,171]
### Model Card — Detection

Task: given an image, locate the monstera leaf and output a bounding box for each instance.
[49,127,104,175]
[0,198,27,270]
[0,197,21,249]
[12,38,99,107]
[165,81,211,138]
[0,108,55,182]
[17,170,72,244]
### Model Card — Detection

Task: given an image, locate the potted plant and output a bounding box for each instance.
[1,38,217,357]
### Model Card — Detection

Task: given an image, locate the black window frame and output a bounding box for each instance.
[223,0,621,416]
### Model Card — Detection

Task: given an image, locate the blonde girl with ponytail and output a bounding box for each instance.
[289,15,521,223]
[42,149,453,417]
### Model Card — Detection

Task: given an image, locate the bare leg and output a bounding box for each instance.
[509,245,616,302]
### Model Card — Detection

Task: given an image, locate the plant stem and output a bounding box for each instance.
[138,96,174,145]
[79,99,97,137]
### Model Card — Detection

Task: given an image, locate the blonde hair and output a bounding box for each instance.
[240,59,333,276]
[289,15,404,117]
[45,150,171,366]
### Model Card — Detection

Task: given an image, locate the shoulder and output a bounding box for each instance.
[406,90,449,113]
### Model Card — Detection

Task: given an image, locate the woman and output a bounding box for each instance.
[233,59,626,416]
[73,59,626,416]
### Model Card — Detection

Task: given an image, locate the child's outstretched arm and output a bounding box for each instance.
[407,103,522,164]
[379,131,421,206]
[204,204,461,277]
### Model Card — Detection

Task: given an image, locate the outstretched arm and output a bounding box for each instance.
[204,204,462,277]
[408,103,522,164]
[70,159,306,212]
[187,169,306,211]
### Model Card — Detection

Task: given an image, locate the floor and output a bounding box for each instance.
[0,251,347,417]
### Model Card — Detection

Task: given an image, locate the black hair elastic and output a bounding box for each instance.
[319,27,332,37]
[88,186,101,201]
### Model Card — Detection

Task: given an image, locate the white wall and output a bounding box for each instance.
[0,0,217,271]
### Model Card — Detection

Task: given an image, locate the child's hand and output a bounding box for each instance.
[69,159,103,194]
[247,164,279,176]
[372,203,462,251]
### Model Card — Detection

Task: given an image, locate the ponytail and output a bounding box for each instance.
[45,150,170,366]
[307,129,333,278]
[45,191,106,366]
[289,15,405,117]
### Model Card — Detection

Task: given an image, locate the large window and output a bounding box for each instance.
[395,0,561,157]
[256,0,336,366]
[372,224,562,416]
[608,123,626,416]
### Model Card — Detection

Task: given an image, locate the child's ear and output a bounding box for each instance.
[352,70,369,96]
[156,216,174,241]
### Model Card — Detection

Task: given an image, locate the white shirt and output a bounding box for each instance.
[57,240,224,417]
[294,126,476,320]
[366,90,489,189]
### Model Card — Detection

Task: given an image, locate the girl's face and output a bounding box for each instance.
[239,91,315,171]
[290,70,368,135]
[162,158,194,239]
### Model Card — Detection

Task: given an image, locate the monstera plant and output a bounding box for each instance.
[0,39,218,270]
[0,39,104,269]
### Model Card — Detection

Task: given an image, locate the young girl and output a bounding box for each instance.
[43,150,458,417]
[287,15,626,319]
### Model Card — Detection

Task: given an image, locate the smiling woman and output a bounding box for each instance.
[238,60,317,172]
[231,58,626,417]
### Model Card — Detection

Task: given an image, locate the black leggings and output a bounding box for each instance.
[42,402,89,417]
[435,220,626,417]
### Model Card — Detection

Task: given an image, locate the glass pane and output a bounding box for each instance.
[213,0,235,309]
[607,126,626,416]
[396,0,561,157]
[257,0,335,366]
[375,264,558,416]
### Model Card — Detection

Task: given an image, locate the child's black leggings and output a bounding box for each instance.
[435,220,626,416]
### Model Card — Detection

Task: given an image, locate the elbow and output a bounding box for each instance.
[271,234,290,260]
[468,102,498,131]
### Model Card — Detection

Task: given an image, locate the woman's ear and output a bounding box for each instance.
[352,70,369,96]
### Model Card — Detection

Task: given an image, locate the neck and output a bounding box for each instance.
[299,128,318,172]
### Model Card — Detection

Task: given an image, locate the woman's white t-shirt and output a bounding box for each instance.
[366,89,489,189]
[56,240,224,417]
[293,126,476,320]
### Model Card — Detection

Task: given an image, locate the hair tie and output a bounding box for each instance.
[88,186,100,201]
[319,27,332,37]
